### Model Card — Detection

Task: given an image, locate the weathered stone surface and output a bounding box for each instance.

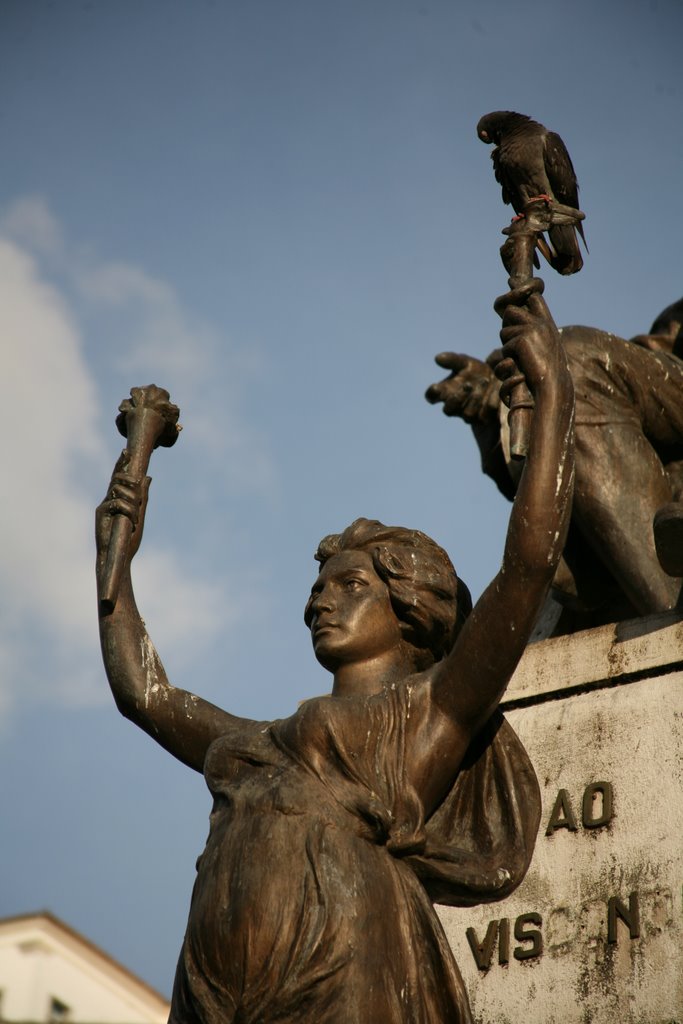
[438,611,683,1023]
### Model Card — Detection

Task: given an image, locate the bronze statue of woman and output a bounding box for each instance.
[96,282,574,1023]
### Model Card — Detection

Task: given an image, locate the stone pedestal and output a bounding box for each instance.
[438,611,683,1023]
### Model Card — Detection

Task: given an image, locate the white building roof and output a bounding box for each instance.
[0,911,169,1023]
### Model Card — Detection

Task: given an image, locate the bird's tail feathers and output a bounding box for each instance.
[547,224,584,276]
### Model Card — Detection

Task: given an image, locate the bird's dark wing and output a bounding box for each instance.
[543,131,580,209]
[491,147,516,208]
[544,130,587,251]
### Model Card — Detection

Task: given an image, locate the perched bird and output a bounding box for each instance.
[477,110,587,275]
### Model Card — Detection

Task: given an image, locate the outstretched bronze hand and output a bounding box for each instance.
[425,353,498,424]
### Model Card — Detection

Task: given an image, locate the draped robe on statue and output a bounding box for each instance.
[169,675,540,1024]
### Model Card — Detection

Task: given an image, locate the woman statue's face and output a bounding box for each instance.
[308,550,403,671]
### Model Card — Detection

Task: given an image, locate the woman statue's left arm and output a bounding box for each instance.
[416,283,574,807]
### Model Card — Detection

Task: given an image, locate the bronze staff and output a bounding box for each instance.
[499,198,584,458]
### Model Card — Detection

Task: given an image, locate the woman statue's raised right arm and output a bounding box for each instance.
[96,460,241,772]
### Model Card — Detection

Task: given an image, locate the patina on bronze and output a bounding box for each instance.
[96,274,574,1020]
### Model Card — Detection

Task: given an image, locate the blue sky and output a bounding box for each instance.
[2,0,682,998]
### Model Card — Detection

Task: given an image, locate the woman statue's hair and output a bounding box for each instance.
[304,518,472,664]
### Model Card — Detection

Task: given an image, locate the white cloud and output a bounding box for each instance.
[134,548,228,659]
[79,260,214,387]
[0,195,65,256]
[78,261,174,306]
[1,237,102,622]
[72,230,275,487]
[0,198,266,713]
